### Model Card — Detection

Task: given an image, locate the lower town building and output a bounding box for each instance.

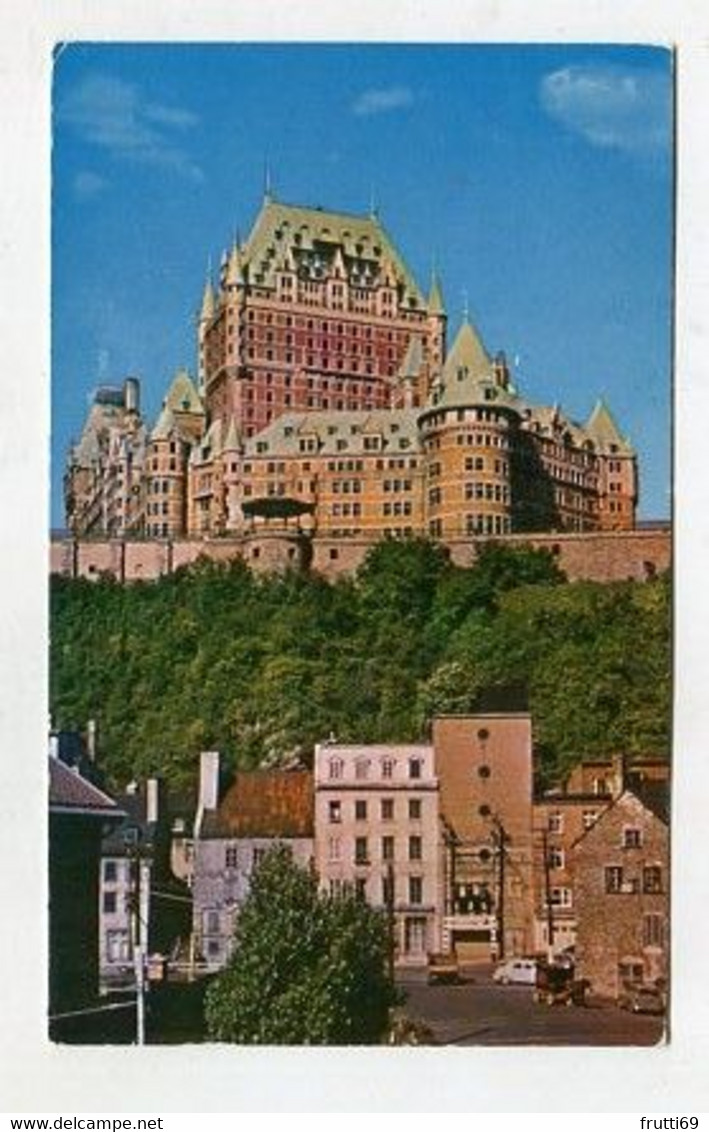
[571,786,669,1000]
[48,745,124,1032]
[313,741,443,964]
[433,714,535,961]
[192,752,313,971]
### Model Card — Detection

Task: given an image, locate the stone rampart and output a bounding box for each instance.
[50,525,671,586]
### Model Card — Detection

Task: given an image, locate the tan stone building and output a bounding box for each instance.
[313,741,443,965]
[433,714,535,962]
[65,193,638,544]
[571,787,669,1000]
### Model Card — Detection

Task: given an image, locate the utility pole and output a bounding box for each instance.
[494,818,506,961]
[386,862,395,982]
[542,828,555,961]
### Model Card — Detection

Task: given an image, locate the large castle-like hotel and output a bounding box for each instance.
[64,193,637,545]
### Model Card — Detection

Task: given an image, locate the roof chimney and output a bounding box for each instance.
[199,751,220,811]
[146,777,160,824]
[87,718,97,762]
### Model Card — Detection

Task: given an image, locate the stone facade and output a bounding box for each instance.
[64,194,642,545]
[571,789,669,1000]
[49,523,671,584]
[313,741,443,965]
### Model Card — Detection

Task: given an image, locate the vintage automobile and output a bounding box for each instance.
[618,984,665,1015]
[492,957,537,985]
[426,951,461,985]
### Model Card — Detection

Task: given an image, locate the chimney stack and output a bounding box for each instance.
[87,718,97,762]
[147,777,160,824]
[199,751,220,811]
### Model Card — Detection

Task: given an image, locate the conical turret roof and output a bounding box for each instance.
[427,271,445,316]
[426,318,520,414]
[225,241,245,288]
[585,398,634,454]
[399,335,425,381]
[200,276,216,322]
[223,416,242,452]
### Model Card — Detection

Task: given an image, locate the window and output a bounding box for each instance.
[550,887,572,908]
[605,866,623,893]
[328,758,343,780]
[409,836,422,861]
[409,758,422,780]
[382,836,395,862]
[381,798,394,821]
[355,799,368,821]
[623,827,642,849]
[643,866,663,894]
[103,860,118,883]
[408,798,422,820]
[643,913,665,947]
[252,847,267,867]
[102,891,117,914]
[548,846,565,870]
[328,800,342,824]
[106,929,131,963]
[225,846,238,869]
[328,837,341,863]
[355,837,369,865]
[582,810,598,830]
[408,876,423,905]
[355,758,370,780]
[548,812,564,834]
[355,877,367,901]
[205,910,220,934]
[477,764,491,779]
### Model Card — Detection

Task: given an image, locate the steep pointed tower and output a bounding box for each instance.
[585,399,637,530]
[426,269,447,395]
[197,272,216,395]
[418,316,518,540]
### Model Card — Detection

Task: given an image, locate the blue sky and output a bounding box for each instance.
[52,42,673,525]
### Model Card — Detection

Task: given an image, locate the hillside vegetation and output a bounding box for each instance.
[49,540,671,790]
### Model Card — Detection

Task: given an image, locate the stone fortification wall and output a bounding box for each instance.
[50,525,671,586]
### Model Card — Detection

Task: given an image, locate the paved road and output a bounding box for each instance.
[396,968,666,1047]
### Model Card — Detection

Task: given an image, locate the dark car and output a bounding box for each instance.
[619,985,665,1015]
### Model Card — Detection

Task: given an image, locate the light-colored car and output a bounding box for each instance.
[492,958,537,985]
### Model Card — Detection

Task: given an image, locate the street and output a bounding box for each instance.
[396,966,666,1046]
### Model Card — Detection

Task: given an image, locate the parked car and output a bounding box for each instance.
[492,957,537,985]
[426,951,461,985]
[619,985,665,1015]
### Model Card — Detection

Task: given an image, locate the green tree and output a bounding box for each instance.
[204,846,397,1044]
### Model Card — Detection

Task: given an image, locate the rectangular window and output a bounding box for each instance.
[328,836,341,863]
[550,887,572,908]
[381,759,394,779]
[547,812,564,834]
[408,798,422,820]
[103,860,118,883]
[225,846,238,869]
[355,877,367,901]
[409,758,422,780]
[381,798,394,821]
[382,872,394,906]
[252,847,267,867]
[382,836,395,862]
[355,759,370,780]
[106,929,131,963]
[328,800,342,824]
[582,810,598,830]
[355,837,369,865]
[408,876,423,905]
[623,827,642,849]
[605,866,623,893]
[205,910,220,934]
[643,913,665,947]
[548,846,565,870]
[409,836,422,861]
[102,891,117,914]
[643,866,663,894]
[355,799,368,821]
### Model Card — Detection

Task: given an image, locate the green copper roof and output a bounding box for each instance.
[399,335,425,380]
[585,399,634,454]
[151,404,176,441]
[240,198,425,306]
[223,415,242,452]
[164,369,204,417]
[427,271,445,316]
[200,277,215,321]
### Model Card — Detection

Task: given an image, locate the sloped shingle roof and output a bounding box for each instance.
[201,770,314,839]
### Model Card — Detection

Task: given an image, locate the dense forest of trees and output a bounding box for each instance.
[49,540,671,791]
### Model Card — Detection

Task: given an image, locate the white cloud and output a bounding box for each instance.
[352,85,415,117]
[540,64,671,154]
[73,170,107,200]
[58,74,203,181]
